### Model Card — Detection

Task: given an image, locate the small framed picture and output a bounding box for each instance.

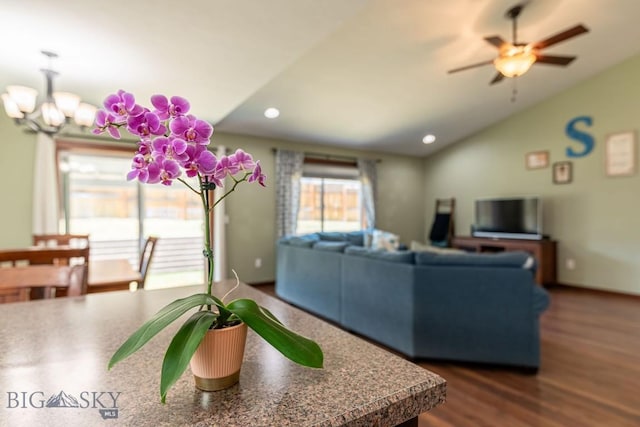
[553,161,572,184]
[525,151,549,169]
[605,131,636,176]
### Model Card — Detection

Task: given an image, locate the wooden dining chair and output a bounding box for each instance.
[0,246,90,299]
[0,246,90,267]
[33,234,90,248]
[138,236,158,289]
[0,264,88,304]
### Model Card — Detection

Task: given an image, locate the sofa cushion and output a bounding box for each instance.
[345,245,414,264]
[313,241,350,252]
[345,231,365,247]
[317,232,347,242]
[415,250,532,268]
[280,234,320,248]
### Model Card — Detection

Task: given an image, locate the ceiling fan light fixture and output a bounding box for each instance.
[494,45,536,78]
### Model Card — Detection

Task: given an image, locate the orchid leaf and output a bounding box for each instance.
[108,293,216,369]
[260,306,284,326]
[160,310,217,403]
[227,298,323,368]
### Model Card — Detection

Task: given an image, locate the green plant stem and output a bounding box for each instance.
[177,177,201,196]
[209,172,251,212]
[197,174,232,327]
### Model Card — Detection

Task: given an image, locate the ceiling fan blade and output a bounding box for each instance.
[490,72,505,85]
[484,35,507,48]
[533,24,589,49]
[448,59,494,74]
[535,54,576,66]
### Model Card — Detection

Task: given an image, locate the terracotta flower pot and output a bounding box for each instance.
[190,322,248,391]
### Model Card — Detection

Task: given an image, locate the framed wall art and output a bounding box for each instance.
[525,151,549,170]
[553,161,572,184]
[605,131,636,176]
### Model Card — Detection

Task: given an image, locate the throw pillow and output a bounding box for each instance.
[371,229,400,251]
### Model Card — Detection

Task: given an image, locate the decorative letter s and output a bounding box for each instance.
[565,116,594,157]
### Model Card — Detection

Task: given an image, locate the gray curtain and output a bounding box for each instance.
[276,149,304,238]
[357,158,377,229]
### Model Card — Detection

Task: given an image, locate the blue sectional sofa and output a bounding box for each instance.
[276,232,550,369]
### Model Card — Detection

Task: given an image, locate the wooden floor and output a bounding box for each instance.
[255,284,640,427]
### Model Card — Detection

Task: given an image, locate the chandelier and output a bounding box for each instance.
[1,51,96,136]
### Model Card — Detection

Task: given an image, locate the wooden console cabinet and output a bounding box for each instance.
[451,236,557,286]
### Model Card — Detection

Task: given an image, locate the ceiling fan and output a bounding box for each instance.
[448,3,589,85]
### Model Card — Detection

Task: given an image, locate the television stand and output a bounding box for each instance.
[451,236,557,286]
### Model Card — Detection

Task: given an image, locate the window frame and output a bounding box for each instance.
[297,157,365,234]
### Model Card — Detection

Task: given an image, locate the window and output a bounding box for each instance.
[59,148,204,289]
[297,161,364,234]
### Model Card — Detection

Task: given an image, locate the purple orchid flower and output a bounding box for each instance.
[157,158,182,186]
[230,149,255,170]
[181,145,218,178]
[169,115,213,145]
[144,161,162,184]
[126,154,149,182]
[135,139,153,157]
[248,161,266,187]
[151,137,189,163]
[93,110,122,139]
[127,111,167,138]
[151,95,190,120]
[103,90,144,123]
[93,91,266,202]
[214,155,240,181]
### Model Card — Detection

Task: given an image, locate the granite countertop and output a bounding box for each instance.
[0,281,446,426]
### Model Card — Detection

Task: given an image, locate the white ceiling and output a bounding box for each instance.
[2,0,640,157]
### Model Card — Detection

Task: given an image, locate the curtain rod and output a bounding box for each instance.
[271,148,380,163]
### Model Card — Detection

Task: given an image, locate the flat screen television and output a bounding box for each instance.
[472,197,543,240]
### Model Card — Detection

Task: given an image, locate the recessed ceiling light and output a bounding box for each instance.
[264,107,280,119]
[422,134,436,144]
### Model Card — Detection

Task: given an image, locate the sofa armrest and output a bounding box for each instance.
[413,265,546,368]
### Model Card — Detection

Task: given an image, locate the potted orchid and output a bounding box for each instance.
[94,90,323,403]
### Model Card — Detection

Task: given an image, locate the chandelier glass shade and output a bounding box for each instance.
[494,44,537,78]
[1,51,96,136]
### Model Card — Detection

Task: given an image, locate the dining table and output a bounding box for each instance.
[88,258,142,293]
[0,280,446,426]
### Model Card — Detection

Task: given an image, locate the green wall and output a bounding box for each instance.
[214,133,426,283]
[0,113,36,248]
[423,54,640,295]
[0,122,425,284]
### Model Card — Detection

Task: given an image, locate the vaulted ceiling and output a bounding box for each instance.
[2,0,640,156]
